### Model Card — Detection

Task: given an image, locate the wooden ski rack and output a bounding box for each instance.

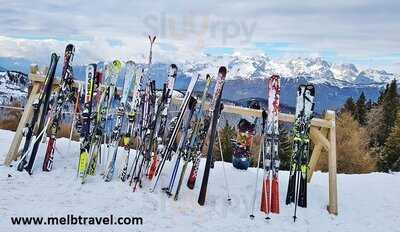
[4,70,338,216]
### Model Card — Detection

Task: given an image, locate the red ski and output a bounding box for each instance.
[260,75,280,218]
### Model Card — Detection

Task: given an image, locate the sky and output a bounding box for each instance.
[0,0,399,72]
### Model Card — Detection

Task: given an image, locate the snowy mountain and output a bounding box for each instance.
[182,54,399,86]
[1,55,399,112]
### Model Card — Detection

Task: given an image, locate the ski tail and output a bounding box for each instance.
[42,137,56,171]
[298,170,307,208]
[271,176,280,213]
[260,176,271,214]
[147,153,158,180]
[286,167,296,204]
[187,156,200,189]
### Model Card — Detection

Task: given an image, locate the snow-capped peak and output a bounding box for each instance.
[181,54,399,87]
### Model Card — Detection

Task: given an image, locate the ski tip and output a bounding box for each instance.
[126,60,135,66]
[218,66,227,76]
[270,74,280,81]
[265,216,271,220]
[7,174,12,178]
[249,215,255,220]
[306,84,315,95]
[66,43,74,50]
[25,169,33,176]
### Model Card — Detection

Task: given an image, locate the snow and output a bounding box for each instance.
[0,129,399,232]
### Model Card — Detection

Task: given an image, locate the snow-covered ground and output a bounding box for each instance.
[0,129,399,232]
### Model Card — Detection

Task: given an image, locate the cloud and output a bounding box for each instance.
[0,0,398,71]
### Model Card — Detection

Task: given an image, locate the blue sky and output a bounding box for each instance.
[0,0,399,72]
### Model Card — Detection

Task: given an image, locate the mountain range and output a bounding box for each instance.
[0,54,399,112]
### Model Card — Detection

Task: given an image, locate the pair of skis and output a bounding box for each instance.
[286,84,315,222]
[147,64,177,180]
[250,75,281,220]
[17,52,59,174]
[120,64,144,182]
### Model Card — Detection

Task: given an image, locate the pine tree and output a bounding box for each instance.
[380,80,399,146]
[366,105,385,147]
[380,113,400,172]
[366,99,373,111]
[354,92,367,126]
[217,120,236,163]
[342,97,356,115]
[278,126,292,170]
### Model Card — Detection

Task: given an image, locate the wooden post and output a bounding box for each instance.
[326,110,338,215]
[308,113,330,182]
[4,82,41,165]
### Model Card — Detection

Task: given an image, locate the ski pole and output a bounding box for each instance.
[217,130,231,203]
[249,134,263,219]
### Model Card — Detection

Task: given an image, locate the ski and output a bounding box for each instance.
[155,64,178,153]
[286,84,315,222]
[198,66,227,206]
[43,44,75,172]
[123,67,144,182]
[260,75,280,218]
[17,53,59,174]
[84,63,107,177]
[78,64,97,182]
[147,83,169,180]
[102,60,126,182]
[151,73,199,192]
[131,80,157,190]
[118,61,140,181]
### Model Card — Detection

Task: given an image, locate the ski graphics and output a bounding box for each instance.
[198,66,227,206]
[43,44,75,172]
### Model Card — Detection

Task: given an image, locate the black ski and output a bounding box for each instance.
[286,84,315,222]
[17,53,59,174]
[198,66,227,206]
